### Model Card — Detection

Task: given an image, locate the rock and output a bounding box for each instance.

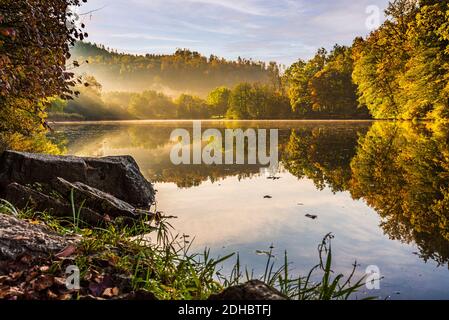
[0,151,155,208]
[51,178,151,220]
[208,280,288,300]
[114,290,158,300]
[0,213,78,261]
[3,182,104,226]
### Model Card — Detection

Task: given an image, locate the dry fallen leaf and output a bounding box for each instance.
[0,285,10,299]
[13,235,29,240]
[32,275,54,291]
[58,293,74,300]
[0,276,9,284]
[55,245,77,258]
[11,271,23,280]
[39,266,50,272]
[25,271,39,282]
[102,287,119,298]
[89,275,113,296]
[47,289,58,299]
[0,286,23,299]
[20,255,33,264]
[53,277,66,287]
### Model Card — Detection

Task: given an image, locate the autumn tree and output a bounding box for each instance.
[398,1,449,119]
[283,46,367,119]
[352,0,449,119]
[283,49,327,116]
[0,0,87,152]
[310,45,369,117]
[0,0,87,134]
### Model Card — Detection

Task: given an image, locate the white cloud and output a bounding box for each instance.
[186,0,271,16]
[79,0,391,65]
[111,33,202,43]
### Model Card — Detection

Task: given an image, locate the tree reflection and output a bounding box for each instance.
[350,122,449,265]
[282,124,368,192]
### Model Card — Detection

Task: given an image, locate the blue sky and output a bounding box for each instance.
[77,0,390,65]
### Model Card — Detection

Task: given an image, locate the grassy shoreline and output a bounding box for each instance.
[0,199,370,300]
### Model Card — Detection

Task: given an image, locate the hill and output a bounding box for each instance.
[70,42,279,97]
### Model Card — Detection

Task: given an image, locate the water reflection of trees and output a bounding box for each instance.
[148,165,263,188]
[282,125,367,192]
[283,121,449,265]
[350,122,449,266]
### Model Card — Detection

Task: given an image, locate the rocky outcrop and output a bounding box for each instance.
[0,151,156,227]
[0,213,78,261]
[52,178,148,220]
[208,280,288,300]
[0,151,155,208]
[4,182,104,226]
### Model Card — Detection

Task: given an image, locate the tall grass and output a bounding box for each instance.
[0,199,19,216]
[220,234,368,300]
[70,189,85,232]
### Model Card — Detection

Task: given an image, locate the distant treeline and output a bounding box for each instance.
[71,42,279,96]
[49,67,371,120]
[55,43,371,120]
[52,40,372,121]
[48,75,292,120]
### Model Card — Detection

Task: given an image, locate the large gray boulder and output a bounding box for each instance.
[0,151,155,208]
[51,177,148,220]
[208,280,288,300]
[0,213,78,261]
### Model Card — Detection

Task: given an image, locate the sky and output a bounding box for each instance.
[76,0,391,66]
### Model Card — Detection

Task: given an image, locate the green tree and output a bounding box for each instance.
[227,83,253,119]
[175,94,209,119]
[284,46,367,119]
[283,49,327,116]
[207,87,231,117]
[310,45,369,117]
[129,94,156,119]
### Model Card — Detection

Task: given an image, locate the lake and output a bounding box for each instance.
[49,120,449,300]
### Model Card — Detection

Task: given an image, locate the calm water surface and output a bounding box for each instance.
[49,120,449,300]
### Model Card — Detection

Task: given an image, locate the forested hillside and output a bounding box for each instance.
[71,42,277,96]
